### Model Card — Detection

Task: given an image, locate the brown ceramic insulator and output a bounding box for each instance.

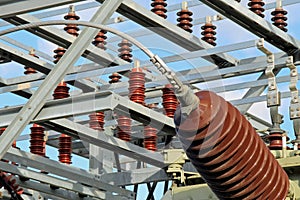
[271,8,288,32]
[175,90,289,199]
[24,52,38,75]
[53,47,66,64]
[118,39,133,63]
[53,81,70,100]
[29,124,45,157]
[109,73,121,84]
[0,171,24,195]
[117,115,131,142]
[63,9,80,37]
[129,68,145,105]
[162,84,178,118]
[201,23,217,46]
[177,9,193,33]
[89,112,105,131]
[267,132,288,150]
[144,126,157,151]
[248,0,265,18]
[92,30,107,50]
[151,0,167,19]
[58,134,72,164]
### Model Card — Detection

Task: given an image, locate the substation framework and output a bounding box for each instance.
[1,0,300,199]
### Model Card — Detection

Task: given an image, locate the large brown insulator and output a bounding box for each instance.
[58,134,72,164]
[29,124,45,157]
[53,81,70,100]
[162,84,178,118]
[271,8,288,32]
[118,39,133,63]
[175,90,289,199]
[63,6,80,37]
[129,68,145,105]
[151,0,167,19]
[24,50,38,75]
[267,131,288,150]
[248,0,265,18]
[93,30,107,50]
[177,3,193,33]
[201,23,217,46]
[144,125,157,151]
[89,112,105,131]
[53,47,66,64]
[109,73,121,84]
[117,115,131,142]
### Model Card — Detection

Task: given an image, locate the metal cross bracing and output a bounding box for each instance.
[0,0,300,199]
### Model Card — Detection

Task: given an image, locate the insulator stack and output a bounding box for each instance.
[151,0,167,19]
[177,2,193,33]
[53,47,66,64]
[271,8,288,32]
[162,84,178,118]
[117,115,131,142]
[175,90,289,199]
[29,124,45,157]
[118,39,133,63]
[24,50,38,75]
[248,0,265,18]
[144,125,157,151]
[53,81,70,100]
[89,112,105,131]
[267,131,287,150]
[63,5,80,37]
[53,81,72,164]
[109,73,121,84]
[92,30,107,50]
[129,68,145,105]
[201,22,217,46]
[0,171,23,195]
[58,134,72,164]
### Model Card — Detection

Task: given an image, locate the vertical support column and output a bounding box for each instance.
[0,0,124,159]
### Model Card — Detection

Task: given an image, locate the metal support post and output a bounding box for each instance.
[0,0,124,159]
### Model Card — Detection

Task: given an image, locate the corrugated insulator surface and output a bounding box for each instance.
[93,30,107,50]
[53,82,70,100]
[271,8,288,32]
[144,125,157,151]
[63,9,80,36]
[177,7,193,33]
[58,134,72,164]
[117,115,131,142]
[248,0,265,18]
[89,112,105,131]
[109,73,121,84]
[201,23,217,46]
[118,39,133,63]
[151,0,167,19]
[53,47,66,64]
[175,90,289,199]
[129,68,145,105]
[30,124,45,157]
[162,84,178,118]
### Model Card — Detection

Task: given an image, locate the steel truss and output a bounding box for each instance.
[0,0,300,199]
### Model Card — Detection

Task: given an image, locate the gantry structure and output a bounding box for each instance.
[1,0,300,199]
